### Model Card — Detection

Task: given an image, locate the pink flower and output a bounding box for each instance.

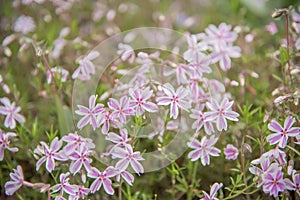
[0,97,25,129]
[190,108,214,135]
[201,182,223,200]
[69,145,92,174]
[129,87,158,116]
[188,52,211,78]
[51,172,77,197]
[284,172,300,195]
[262,147,287,166]
[183,34,208,62]
[108,96,134,124]
[46,66,69,84]
[265,22,278,35]
[75,95,104,130]
[106,128,131,150]
[69,185,90,200]
[204,23,238,46]
[249,156,271,187]
[112,167,134,186]
[117,43,135,63]
[224,144,239,160]
[187,136,221,166]
[98,109,120,134]
[205,98,239,131]
[157,83,191,119]
[13,15,36,34]
[4,165,24,195]
[36,137,67,172]
[210,44,241,71]
[72,51,100,80]
[111,145,145,174]
[266,116,300,148]
[62,132,95,155]
[163,63,191,84]
[262,164,286,197]
[87,167,115,195]
[0,131,18,161]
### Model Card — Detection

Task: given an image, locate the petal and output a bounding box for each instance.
[130,159,144,174]
[268,120,283,132]
[103,179,114,195]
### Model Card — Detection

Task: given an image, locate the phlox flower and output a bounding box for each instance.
[13,15,36,34]
[266,116,300,148]
[0,97,25,129]
[36,137,67,172]
[111,167,134,186]
[210,44,241,71]
[190,108,214,135]
[223,144,239,160]
[188,52,211,78]
[204,23,238,46]
[5,165,24,195]
[117,43,135,63]
[69,185,90,200]
[262,147,287,166]
[201,182,223,200]
[157,83,191,119]
[205,98,239,131]
[87,167,115,195]
[110,145,145,175]
[187,136,221,166]
[262,164,286,197]
[75,95,104,130]
[284,172,300,196]
[106,128,131,150]
[62,132,95,155]
[46,66,69,84]
[183,34,209,62]
[51,172,78,198]
[108,96,134,124]
[69,145,93,174]
[129,87,158,116]
[163,63,191,84]
[72,51,100,80]
[0,130,18,161]
[98,109,120,135]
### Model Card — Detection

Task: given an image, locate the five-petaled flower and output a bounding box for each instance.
[72,51,100,80]
[284,171,300,196]
[62,132,95,156]
[200,182,223,200]
[0,97,25,129]
[75,95,104,130]
[262,164,286,197]
[129,87,158,116]
[36,137,67,172]
[87,167,115,195]
[266,116,300,148]
[157,83,191,119]
[106,128,131,151]
[51,172,78,198]
[205,98,239,131]
[69,145,92,174]
[187,136,221,166]
[0,130,18,161]
[108,96,134,124]
[111,145,145,175]
[5,165,24,195]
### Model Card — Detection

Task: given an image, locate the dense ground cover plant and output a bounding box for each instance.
[0,0,299,199]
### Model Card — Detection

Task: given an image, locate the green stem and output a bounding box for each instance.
[223,182,257,200]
